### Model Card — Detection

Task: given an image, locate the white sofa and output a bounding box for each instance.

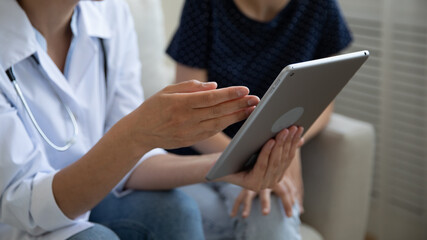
[125,1,375,239]
[300,113,375,240]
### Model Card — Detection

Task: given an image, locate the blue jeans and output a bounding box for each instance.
[70,190,205,240]
[179,182,302,240]
[68,224,119,240]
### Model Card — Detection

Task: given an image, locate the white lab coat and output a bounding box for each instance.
[0,0,165,239]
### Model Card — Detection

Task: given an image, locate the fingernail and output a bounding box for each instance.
[247,97,258,106]
[282,130,289,141]
[202,82,217,88]
[290,127,297,137]
[237,88,248,97]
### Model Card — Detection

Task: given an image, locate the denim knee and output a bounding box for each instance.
[166,189,201,219]
[235,197,301,240]
[67,223,119,240]
[89,190,204,240]
[156,190,204,235]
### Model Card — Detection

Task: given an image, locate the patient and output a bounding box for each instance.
[167,0,352,239]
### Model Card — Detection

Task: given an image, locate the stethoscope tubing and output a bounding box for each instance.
[4,39,107,152]
[6,66,79,151]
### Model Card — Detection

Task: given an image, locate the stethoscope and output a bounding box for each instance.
[4,39,107,151]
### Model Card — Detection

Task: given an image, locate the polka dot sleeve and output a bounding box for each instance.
[166,0,211,69]
[314,0,353,58]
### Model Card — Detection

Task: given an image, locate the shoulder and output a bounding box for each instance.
[78,0,140,77]
[296,0,347,26]
[312,0,344,15]
[180,0,213,16]
[298,0,342,14]
[78,0,137,56]
[78,0,134,35]
[184,0,211,8]
[79,0,130,17]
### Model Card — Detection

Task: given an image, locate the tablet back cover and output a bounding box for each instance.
[206,51,369,180]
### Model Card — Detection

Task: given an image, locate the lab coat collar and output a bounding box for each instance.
[78,1,112,39]
[0,0,38,70]
[0,0,112,70]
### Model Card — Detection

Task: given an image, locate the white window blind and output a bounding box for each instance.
[336,0,427,239]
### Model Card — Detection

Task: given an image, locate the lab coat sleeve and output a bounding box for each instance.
[103,0,144,132]
[0,91,83,236]
[112,148,166,197]
[103,1,167,196]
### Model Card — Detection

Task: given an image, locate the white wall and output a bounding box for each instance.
[125,0,185,97]
[161,0,185,71]
[161,0,185,44]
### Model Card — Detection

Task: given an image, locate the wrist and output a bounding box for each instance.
[203,153,221,182]
[111,114,153,160]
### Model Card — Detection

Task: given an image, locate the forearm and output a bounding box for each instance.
[303,102,334,142]
[52,116,151,220]
[192,132,231,154]
[125,153,219,190]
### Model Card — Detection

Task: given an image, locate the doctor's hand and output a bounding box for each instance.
[230,175,299,219]
[128,80,260,150]
[219,126,304,192]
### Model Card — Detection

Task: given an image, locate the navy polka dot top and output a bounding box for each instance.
[167,0,352,140]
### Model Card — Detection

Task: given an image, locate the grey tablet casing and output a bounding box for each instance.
[206,50,370,181]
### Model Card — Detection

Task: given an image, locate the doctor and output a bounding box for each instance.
[0,0,304,239]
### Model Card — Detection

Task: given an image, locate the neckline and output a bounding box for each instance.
[229,0,295,26]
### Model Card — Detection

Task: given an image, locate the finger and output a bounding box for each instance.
[297,137,305,148]
[231,191,246,217]
[198,107,255,140]
[275,128,297,182]
[283,178,298,205]
[248,139,276,191]
[186,86,250,108]
[260,129,289,189]
[267,129,294,188]
[197,95,260,121]
[264,129,289,188]
[282,126,298,166]
[260,189,272,215]
[283,191,294,217]
[276,184,294,217]
[242,191,256,218]
[288,127,304,160]
[164,80,218,93]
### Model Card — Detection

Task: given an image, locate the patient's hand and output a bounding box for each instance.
[219,126,304,192]
[230,174,299,218]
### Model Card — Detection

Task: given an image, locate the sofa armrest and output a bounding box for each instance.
[300,113,375,240]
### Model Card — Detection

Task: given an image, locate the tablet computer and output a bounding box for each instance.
[206,50,369,180]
